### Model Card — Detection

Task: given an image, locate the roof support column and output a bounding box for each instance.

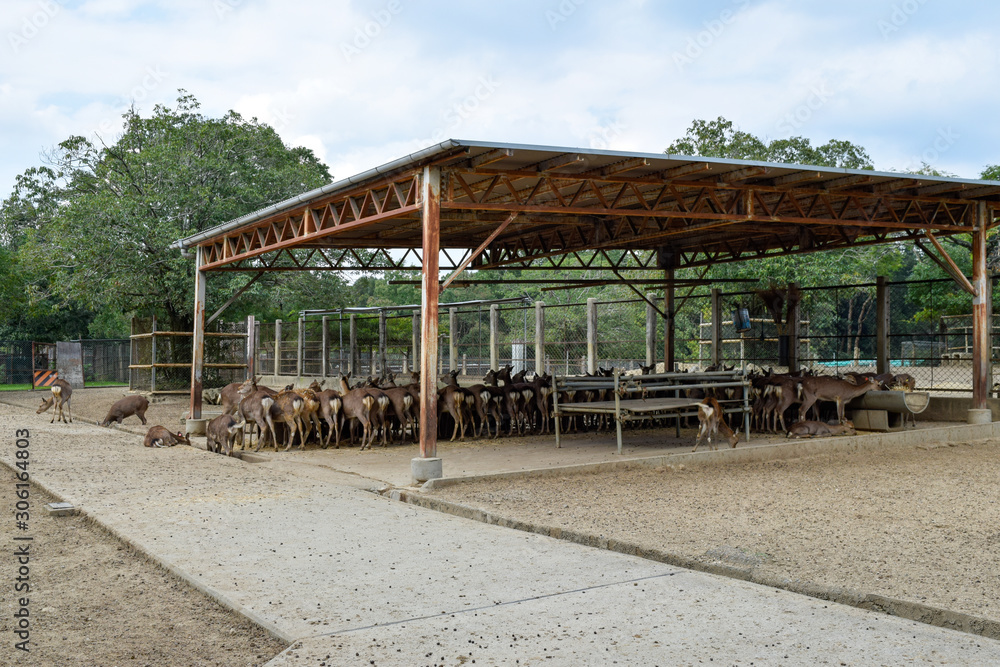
[970,202,993,422]
[413,166,443,484]
[189,245,206,422]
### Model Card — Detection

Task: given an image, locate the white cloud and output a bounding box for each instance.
[1,0,999,198]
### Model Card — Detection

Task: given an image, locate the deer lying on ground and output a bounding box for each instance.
[797,376,880,424]
[692,396,741,452]
[36,379,73,424]
[101,395,149,427]
[143,425,190,448]
[206,414,245,456]
[786,419,856,438]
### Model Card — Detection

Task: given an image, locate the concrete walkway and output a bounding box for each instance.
[3,404,1000,665]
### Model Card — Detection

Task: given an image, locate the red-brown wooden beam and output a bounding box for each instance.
[971,201,992,415]
[417,166,442,476]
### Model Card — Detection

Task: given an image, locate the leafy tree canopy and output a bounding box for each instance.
[665,116,874,169]
[7,91,333,334]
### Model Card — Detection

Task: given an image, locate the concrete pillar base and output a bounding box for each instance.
[411,457,443,485]
[967,409,992,425]
[185,418,208,435]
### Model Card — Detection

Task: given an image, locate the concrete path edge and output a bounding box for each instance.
[422,421,1000,489]
[0,456,297,647]
[383,488,1000,642]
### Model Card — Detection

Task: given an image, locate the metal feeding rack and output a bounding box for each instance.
[551,369,751,454]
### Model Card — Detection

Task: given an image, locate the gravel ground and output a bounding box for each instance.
[430,438,1000,626]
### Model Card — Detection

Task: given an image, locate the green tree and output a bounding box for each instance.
[666,116,874,169]
[12,91,332,334]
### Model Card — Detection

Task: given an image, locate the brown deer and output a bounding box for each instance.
[797,376,880,424]
[309,380,343,449]
[218,381,247,415]
[143,426,190,448]
[692,396,740,452]
[36,379,73,424]
[786,420,856,438]
[101,395,149,427]
[438,374,472,442]
[338,375,377,450]
[206,414,246,455]
[237,377,280,452]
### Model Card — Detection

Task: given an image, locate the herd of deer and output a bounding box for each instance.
[213,365,558,454]
[32,364,916,455]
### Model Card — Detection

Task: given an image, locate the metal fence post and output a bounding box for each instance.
[645,293,656,367]
[321,316,329,379]
[150,314,157,394]
[788,282,801,373]
[349,314,358,376]
[876,277,889,375]
[535,301,545,375]
[490,304,499,370]
[247,315,256,379]
[449,307,457,372]
[274,319,282,378]
[297,317,304,380]
[586,297,597,374]
[412,310,420,375]
[379,310,388,376]
[711,289,722,368]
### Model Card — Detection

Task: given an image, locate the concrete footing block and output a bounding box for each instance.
[967,408,992,425]
[411,457,443,485]
[185,418,208,435]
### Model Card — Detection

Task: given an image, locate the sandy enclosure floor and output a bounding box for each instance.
[5,386,1000,639]
[431,438,1000,626]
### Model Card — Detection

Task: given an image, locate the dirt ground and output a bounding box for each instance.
[4,385,1000,658]
[0,483,287,666]
[431,437,1000,626]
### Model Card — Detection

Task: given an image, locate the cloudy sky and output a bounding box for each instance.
[2,0,998,199]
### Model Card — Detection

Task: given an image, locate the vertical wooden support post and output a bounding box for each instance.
[710,288,722,368]
[417,166,441,467]
[321,315,329,379]
[645,293,656,367]
[379,310,388,376]
[349,314,358,376]
[150,315,157,394]
[489,304,499,370]
[247,315,256,379]
[274,320,282,378]
[297,317,304,380]
[788,282,801,373]
[586,297,598,374]
[535,301,545,375]
[449,307,458,372]
[971,202,992,417]
[664,270,676,372]
[189,246,206,420]
[876,277,889,375]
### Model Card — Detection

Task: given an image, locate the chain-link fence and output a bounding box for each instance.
[0,341,33,385]
[246,279,996,394]
[0,339,128,387]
